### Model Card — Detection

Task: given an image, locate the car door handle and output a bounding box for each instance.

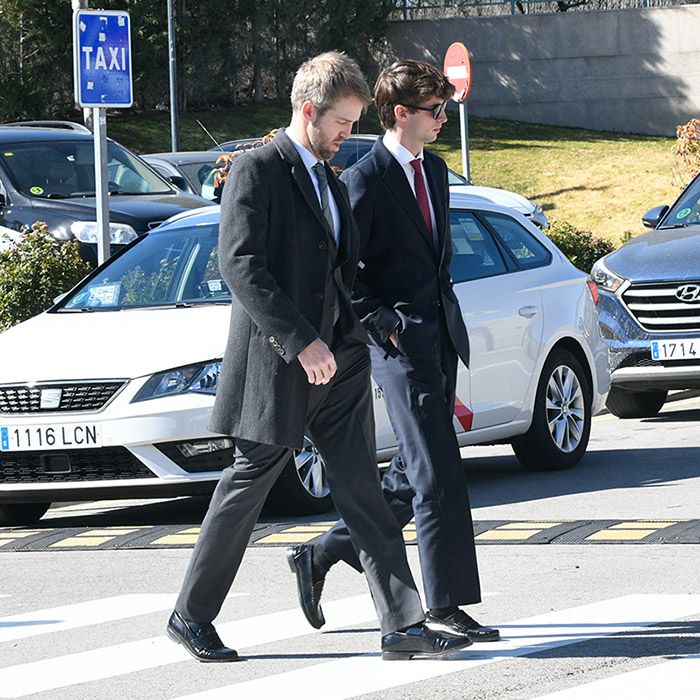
[519,305,538,318]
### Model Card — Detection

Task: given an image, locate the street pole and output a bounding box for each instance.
[93,108,110,266]
[459,101,471,183]
[72,0,92,130]
[167,0,179,152]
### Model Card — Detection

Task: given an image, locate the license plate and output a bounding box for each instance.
[650,339,699,362]
[0,424,102,452]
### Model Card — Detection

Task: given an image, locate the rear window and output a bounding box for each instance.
[481,212,551,269]
[449,211,508,283]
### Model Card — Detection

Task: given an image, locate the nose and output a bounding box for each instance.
[438,110,448,124]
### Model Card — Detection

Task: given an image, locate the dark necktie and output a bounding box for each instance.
[410,158,435,247]
[312,162,336,243]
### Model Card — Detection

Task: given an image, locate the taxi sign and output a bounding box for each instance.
[73,10,132,108]
[443,42,472,103]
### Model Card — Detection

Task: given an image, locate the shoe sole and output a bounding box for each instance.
[286,549,325,629]
[166,626,241,663]
[382,637,474,661]
[425,618,501,643]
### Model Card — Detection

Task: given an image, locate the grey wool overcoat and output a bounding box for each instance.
[209,129,368,449]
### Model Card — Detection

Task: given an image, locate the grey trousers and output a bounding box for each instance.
[174,340,425,636]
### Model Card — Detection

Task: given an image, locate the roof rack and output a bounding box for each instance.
[0,120,92,134]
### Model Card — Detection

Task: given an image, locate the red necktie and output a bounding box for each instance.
[410,159,435,246]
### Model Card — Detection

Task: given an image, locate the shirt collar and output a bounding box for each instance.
[286,130,323,172]
[382,132,423,167]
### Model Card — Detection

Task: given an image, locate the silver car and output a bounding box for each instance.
[592,173,700,417]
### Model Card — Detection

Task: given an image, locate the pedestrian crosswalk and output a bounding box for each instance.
[0,593,698,699]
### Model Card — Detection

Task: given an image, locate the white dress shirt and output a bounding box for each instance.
[382,132,437,237]
[286,131,341,245]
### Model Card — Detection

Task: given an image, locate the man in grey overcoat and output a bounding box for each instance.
[166,52,472,663]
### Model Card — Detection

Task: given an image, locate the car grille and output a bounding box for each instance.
[0,382,126,415]
[0,447,154,483]
[622,282,700,333]
[618,353,699,369]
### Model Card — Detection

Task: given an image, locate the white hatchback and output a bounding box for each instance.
[0,196,609,525]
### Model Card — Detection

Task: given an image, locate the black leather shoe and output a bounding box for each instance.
[381,622,473,660]
[287,544,325,629]
[167,611,240,662]
[425,609,501,643]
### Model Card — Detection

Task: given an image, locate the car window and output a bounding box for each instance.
[331,140,373,170]
[0,139,172,198]
[449,210,508,283]
[176,162,217,194]
[662,175,700,227]
[60,223,230,310]
[480,212,551,270]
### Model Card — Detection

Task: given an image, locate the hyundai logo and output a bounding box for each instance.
[675,284,700,303]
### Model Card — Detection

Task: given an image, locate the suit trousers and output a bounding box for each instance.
[174,338,425,636]
[318,321,481,609]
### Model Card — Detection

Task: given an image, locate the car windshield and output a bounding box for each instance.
[662,175,700,227]
[59,222,230,311]
[0,139,173,198]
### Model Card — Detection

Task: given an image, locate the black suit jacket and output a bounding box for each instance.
[340,138,470,366]
[210,129,367,449]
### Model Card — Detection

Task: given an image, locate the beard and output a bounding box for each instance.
[308,121,337,162]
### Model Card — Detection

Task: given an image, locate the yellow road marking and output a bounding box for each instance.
[153,534,199,545]
[586,529,657,541]
[256,533,318,543]
[610,521,679,529]
[476,530,541,540]
[495,522,562,530]
[281,525,332,533]
[50,536,114,547]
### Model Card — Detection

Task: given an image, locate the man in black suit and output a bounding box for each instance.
[166,53,471,663]
[289,60,499,643]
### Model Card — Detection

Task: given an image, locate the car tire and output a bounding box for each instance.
[0,502,51,527]
[605,387,668,419]
[265,437,334,516]
[511,349,592,471]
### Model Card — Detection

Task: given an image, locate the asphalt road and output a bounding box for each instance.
[1,393,699,699]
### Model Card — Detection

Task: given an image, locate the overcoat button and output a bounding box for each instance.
[318,240,327,249]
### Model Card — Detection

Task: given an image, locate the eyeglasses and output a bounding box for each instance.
[402,101,448,120]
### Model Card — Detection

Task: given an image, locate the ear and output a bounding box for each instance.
[301,100,316,124]
[394,103,409,124]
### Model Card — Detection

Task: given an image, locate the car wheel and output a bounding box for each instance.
[606,387,668,419]
[0,502,51,527]
[511,349,592,471]
[265,437,334,516]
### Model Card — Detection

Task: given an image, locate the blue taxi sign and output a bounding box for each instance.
[73,10,132,108]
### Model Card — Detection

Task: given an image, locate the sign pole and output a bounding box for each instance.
[92,108,110,265]
[459,101,470,183]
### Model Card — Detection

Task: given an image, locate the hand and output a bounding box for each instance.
[298,338,337,385]
[388,330,398,348]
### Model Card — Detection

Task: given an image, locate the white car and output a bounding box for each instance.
[0,196,608,525]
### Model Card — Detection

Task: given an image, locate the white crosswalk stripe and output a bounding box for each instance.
[0,594,176,643]
[0,594,376,698]
[534,652,700,699]
[172,594,700,700]
[0,593,698,699]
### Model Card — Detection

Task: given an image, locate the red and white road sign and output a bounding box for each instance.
[443,42,472,102]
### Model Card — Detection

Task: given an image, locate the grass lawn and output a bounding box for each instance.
[109,101,682,245]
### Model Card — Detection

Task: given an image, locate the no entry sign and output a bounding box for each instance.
[443,42,472,103]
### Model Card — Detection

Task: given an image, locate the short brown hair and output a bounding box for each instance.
[374,60,455,130]
[291,52,372,114]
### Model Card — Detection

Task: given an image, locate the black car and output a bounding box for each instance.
[592,172,700,417]
[0,122,209,265]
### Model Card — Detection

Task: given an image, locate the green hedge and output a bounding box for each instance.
[545,220,616,273]
[0,222,90,331]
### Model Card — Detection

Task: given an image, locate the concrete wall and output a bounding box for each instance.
[381,7,700,135]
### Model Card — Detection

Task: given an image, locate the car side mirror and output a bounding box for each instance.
[641,205,668,229]
[167,175,189,191]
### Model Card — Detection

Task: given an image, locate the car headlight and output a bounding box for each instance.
[591,258,625,292]
[69,221,138,244]
[132,360,222,403]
